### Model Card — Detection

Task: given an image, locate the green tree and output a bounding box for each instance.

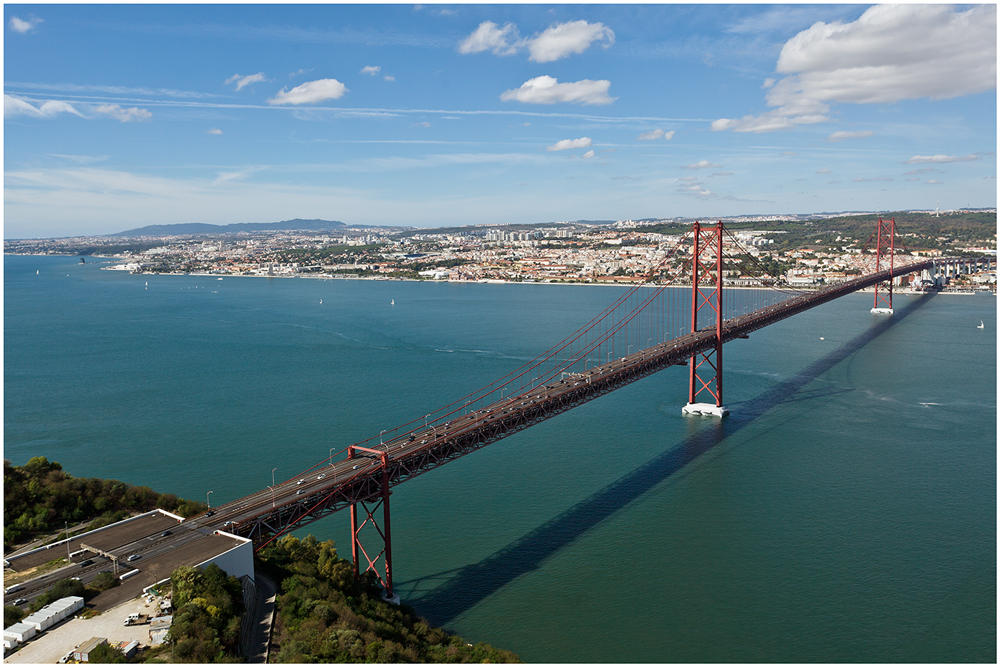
[87,642,127,663]
[258,534,520,663]
[90,571,119,592]
[4,605,26,628]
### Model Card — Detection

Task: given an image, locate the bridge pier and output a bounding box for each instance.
[870,217,895,314]
[348,445,398,604]
[683,220,729,418]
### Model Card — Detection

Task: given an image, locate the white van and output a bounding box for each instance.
[4,584,22,594]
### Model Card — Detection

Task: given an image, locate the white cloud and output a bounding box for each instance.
[853,176,893,182]
[360,65,381,76]
[637,129,674,141]
[528,20,614,63]
[714,5,996,133]
[500,76,614,105]
[816,168,832,174]
[415,121,431,128]
[926,179,944,184]
[904,154,981,164]
[828,130,873,141]
[9,16,42,33]
[384,75,395,82]
[224,72,267,91]
[94,104,152,122]
[582,150,595,159]
[267,79,349,105]
[710,172,734,177]
[683,160,722,170]
[207,128,223,135]
[458,21,521,56]
[677,180,713,197]
[459,19,613,62]
[547,137,592,152]
[4,95,83,119]
[213,166,265,185]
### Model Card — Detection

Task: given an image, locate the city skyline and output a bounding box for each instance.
[4,3,997,239]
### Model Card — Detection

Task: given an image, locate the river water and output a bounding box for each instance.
[5,255,996,662]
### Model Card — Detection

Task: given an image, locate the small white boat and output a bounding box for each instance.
[36,270,39,275]
[320,299,323,305]
[977,320,984,329]
[391,299,395,306]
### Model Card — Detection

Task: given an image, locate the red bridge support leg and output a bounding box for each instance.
[683,221,729,418]
[871,217,895,314]
[348,446,399,604]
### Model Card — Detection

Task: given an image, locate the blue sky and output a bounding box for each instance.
[4,3,996,238]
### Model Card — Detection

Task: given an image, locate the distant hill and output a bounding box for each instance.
[111,218,346,237]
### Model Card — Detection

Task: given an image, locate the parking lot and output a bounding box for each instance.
[4,596,166,664]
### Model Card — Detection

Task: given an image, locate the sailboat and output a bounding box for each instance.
[977,320,984,329]
[391,299,395,306]
[36,270,39,275]
[319,299,323,305]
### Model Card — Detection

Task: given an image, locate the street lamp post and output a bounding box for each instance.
[330,448,335,466]
[380,430,387,445]
[268,486,275,508]
[206,491,212,509]
[272,467,277,489]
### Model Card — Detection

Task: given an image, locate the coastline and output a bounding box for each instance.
[14,254,994,293]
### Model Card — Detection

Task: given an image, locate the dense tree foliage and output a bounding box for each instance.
[87,642,128,663]
[28,578,87,613]
[3,458,206,549]
[89,571,120,593]
[4,605,26,628]
[168,564,244,663]
[259,535,520,663]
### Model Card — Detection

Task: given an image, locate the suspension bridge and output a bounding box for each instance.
[197,218,993,601]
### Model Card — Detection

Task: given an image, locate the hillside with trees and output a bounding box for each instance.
[3,457,206,549]
[258,535,520,663]
[167,564,245,663]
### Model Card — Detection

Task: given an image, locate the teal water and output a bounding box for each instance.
[5,255,996,662]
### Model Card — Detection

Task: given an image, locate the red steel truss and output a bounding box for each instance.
[219,248,982,603]
[688,221,725,407]
[348,445,393,598]
[872,217,896,311]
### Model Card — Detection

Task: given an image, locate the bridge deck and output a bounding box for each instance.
[202,258,946,547]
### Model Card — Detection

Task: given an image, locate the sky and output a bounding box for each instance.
[3,3,997,238]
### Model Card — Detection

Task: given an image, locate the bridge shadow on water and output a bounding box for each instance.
[404,294,934,626]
